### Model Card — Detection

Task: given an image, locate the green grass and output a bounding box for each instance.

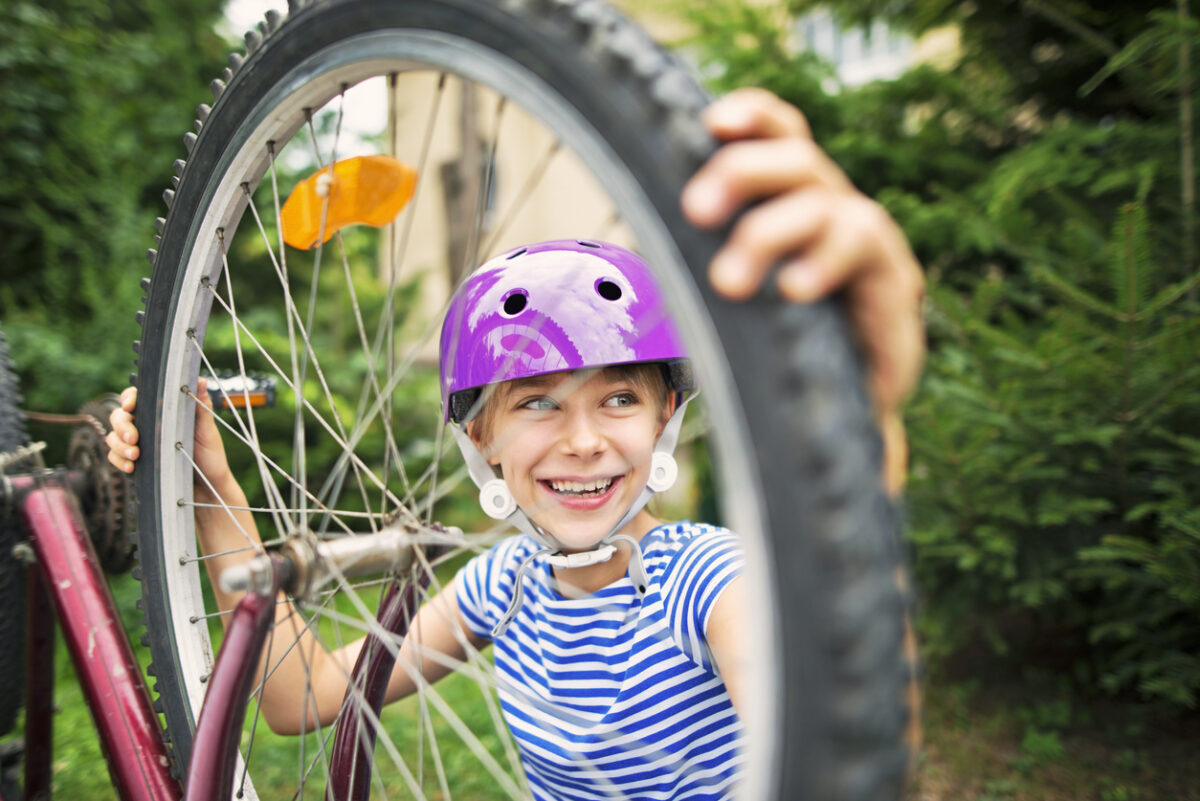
[908,676,1200,801]
[236,670,518,799]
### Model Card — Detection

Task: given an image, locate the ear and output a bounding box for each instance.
[656,393,678,438]
[466,420,502,466]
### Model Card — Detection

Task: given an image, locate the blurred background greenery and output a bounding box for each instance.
[1,0,1198,798]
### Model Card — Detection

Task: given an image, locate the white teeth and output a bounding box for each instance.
[549,478,612,494]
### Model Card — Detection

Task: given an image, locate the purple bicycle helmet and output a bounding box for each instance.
[440,239,692,423]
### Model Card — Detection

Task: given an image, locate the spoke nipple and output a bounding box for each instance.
[177,498,186,507]
[188,616,198,624]
[175,441,184,450]
[199,672,210,684]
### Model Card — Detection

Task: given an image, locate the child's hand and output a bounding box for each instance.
[189,379,236,501]
[105,379,236,499]
[106,387,140,474]
[682,88,925,494]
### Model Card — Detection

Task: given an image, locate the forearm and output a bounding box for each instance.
[382,584,483,704]
[193,472,264,617]
[192,472,350,733]
[261,585,481,735]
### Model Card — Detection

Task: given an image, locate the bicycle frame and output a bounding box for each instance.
[5,468,417,801]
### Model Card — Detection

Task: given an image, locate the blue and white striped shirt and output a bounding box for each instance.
[456,521,745,800]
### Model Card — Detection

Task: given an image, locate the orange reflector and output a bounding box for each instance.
[281,155,418,250]
[215,391,271,410]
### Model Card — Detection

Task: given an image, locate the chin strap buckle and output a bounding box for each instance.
[546,544,618,569]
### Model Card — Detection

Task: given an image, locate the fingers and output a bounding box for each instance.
[106,386,139,474]
[701,87,812,140]
[682,138,853,231]
[683,89,824,233]
[684,88,927,497]
[197,377,214,411]
[705,187,836,299]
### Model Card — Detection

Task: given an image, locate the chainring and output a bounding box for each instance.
[66,395,136,574]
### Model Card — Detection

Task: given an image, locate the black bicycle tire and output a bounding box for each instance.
[0,327,30,737]
[131,0,913,798]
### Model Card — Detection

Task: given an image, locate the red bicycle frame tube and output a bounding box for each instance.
[326,576,428,801]
[17,476,182,801]
[183,563,277,801]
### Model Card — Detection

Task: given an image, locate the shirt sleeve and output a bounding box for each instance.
[455,547,501,640]
[659,527,745,673]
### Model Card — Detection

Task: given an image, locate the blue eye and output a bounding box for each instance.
[521,397,557,412]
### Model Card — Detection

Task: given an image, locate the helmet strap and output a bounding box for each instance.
[450,425,563,551]
[450,390,696,635]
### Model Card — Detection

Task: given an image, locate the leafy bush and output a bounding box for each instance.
[685,0,1200,708]
[0,0,227,412]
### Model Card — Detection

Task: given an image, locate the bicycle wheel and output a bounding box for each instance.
[132,1,911,798]
[0,327,30,737]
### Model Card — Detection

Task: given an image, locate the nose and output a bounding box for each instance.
[560,406,605,459]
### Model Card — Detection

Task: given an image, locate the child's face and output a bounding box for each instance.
[471,369,671,550]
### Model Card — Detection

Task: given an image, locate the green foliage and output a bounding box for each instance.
[683,1,841,140]
[685,0,1200,709]
[1017,727,1066,768]
[0,0,227,412]
[909,186,1200,706]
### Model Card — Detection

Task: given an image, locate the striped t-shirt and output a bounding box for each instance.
[456,521,745,800]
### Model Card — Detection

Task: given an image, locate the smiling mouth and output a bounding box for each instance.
[544,477,615,497]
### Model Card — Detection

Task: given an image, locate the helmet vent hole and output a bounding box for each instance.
[576,240,600,248]
[596,280,622,301]
[503,292,528,315]
[506,248,527,260]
